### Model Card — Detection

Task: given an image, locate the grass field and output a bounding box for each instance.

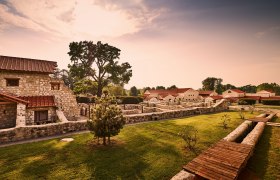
[246,117,280,179]
[0,112,259,179]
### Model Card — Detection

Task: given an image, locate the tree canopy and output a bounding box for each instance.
[130,86,138,96]
[202,77,223,94]
[68,41,132,97]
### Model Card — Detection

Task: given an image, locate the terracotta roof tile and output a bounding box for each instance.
[18,96,56,108]
[231,89,245,93]
[0,55,57,73]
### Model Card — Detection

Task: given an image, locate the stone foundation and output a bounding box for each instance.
[0,121,87,144]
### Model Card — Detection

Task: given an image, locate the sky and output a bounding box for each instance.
[0,0,280,89]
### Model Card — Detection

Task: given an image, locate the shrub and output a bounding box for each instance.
[239,99,256,105]
[178,126,198,153]
[116,96,143,104]
[221,114,231,129]
[76,96,95,103]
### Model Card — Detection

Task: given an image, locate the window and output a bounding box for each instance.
[34,110,48,124]
[6,78,19,86]
[51,83,60,90]
[228,91,232,93]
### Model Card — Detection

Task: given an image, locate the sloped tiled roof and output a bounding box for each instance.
[18,96,56,108]
[231,89,245,93]
[0,91,29,104]
[209,95,223,100]
[199,91,214,95]
[0,55,57,73]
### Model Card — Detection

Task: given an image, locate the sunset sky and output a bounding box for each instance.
[1,0,280,89]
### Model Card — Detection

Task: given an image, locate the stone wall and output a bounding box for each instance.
[0,100,228,144]
[125,106,225,124]
[0,104,16,129]
[0,71,79,120]
[0,121,87,144]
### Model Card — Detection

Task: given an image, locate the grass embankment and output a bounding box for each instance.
[246,117,280,179]
[0,112,258,179]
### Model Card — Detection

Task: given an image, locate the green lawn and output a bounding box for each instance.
[255,104,280,110]
[0,112,258,180]
[246,117,280,179]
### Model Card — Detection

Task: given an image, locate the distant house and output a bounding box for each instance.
[205,95,223,103]
[144,88,199,102]
[256,90,276,97]
[0,55,79,129]
[222,89,245,98]
[199,91,218,98]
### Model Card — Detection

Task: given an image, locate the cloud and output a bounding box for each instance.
[255,26,280,39]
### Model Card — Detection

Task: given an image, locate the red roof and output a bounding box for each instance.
[241,96,261,101]
[199,91,214,95]
[0,55,57,74]
[261,96,280,100]
[209,95,223,100]
[231,89,245,93]
[0,91,29,104]
[146,88,192,95]
[18,96,56,108]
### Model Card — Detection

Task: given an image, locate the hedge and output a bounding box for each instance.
[76,96,95,103]
[117,96,143,104]
[262,100,280,106]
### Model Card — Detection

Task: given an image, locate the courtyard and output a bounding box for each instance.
[0,111,271,179]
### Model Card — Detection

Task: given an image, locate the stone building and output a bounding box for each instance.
[0,55,79,129]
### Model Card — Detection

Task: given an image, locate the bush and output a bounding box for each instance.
[76,96,95,103]
[116,96,143,104]
[239,99,256,105]
[262,100,280,106]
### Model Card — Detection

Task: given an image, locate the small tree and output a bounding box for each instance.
[130,86,138,96]
[178,126,198,153]
[239,108,246,120]
[87,95,125,145]
[249,105,255,114]
[221,114,231,129]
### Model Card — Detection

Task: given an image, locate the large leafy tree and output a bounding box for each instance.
[68,41,132,97]
[202,77,223,94]
[156,86,166,90]
[239,84,257,93]
[73,79,98,95]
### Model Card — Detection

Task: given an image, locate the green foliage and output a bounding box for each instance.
[222,84,236,91]
[76,96,95,103]
[119,96,143,104]
[156,86,165,90]
[262,100,280,106]
[73,79,97,95]
[239,84,257,93]
[178,126,198,153]
[167,85,177,90]
[202,77,223,94]
[68,41,132,97]
[87,96,125,145]
[103,84,126,96]
[221,114,231,129]
[238,99,256,105]
[130,86,138,96]
[257,83,280,95]
[239,108,246,120]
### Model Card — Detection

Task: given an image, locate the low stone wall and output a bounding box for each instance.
[0,121,87,144]
[125,106,224,124]
[0,102,228,144]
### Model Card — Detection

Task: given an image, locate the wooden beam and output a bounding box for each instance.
[0,102,15,105]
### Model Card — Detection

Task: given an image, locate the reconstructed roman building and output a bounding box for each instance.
[0,55,79,129]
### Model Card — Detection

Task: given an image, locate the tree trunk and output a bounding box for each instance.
[108,136,111,145]
[102,136,106,145]
[97,84,103,97]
